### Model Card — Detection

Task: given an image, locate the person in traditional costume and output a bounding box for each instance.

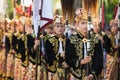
[12,17,34,80]
[44,15,68,80]
[103,19,120,80]
[65,8,103,80]
[32,20,54,80]
[0,20,5,79]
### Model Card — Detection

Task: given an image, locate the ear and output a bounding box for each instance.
[75,22,78,27]
[75,23,79,30]
[53,25,56,31]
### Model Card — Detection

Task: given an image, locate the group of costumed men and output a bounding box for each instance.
[0,0,120,80]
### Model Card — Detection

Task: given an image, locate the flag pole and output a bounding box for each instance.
[86,0,92,76]
[99,0,107,80]
[4,14,7,80]
[99,0,102,33]
[13,0,16,32]
[35,0,41,79]
[12,0,16,79]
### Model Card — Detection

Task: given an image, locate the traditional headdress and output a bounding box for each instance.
[53,15,65,25]
[75,8,87,23]
[109,19,118,27]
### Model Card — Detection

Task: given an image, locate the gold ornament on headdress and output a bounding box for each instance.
[53,15,65,25]
[109,19,118,27]
[75,8,87,22]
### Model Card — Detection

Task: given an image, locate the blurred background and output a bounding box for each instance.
[0,0,119,25]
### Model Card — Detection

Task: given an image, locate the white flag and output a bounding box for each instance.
[33,0,40,36]
[33,0,53,37]
[40,0,53,30]
[21,0,32,7]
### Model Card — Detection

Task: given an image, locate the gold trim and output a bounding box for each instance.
[29,56,36,63]
[21,59,28,67]
[15,53,21,59]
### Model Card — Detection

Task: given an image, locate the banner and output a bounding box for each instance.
[40,0,53,31]
[33,0,53,36]
[114,4,118,19]
[33,0,40,36]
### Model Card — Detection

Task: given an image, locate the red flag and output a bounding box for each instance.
[102,2,105,30]
[114,4,118,19]
[28,4,32,17]
[16,5,23,15]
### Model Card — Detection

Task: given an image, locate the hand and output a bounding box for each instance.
[99,36,104,44]
[117,58,120,63]
[84,74,94,80]
[62,61,69,68]
[26,27,32,34]
[80,56,92,65]
[34,39,40,50]
[11,49,16,54]
[60,51,65,59]
[114,43,120,49]
[40,34,44,38]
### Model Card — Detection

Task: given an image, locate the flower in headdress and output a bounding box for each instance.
[75,8,87,22]
[53,15,65,25]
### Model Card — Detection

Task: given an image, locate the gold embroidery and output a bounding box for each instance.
[6,32,13,49]
[49,37,58,53]
[69,33,98,78]
[47,36,66,73]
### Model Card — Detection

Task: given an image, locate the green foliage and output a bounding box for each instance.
[104,0,118,24]
[6,0,13,19]
[16,0,21,5]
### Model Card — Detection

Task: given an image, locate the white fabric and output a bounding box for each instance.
[33,0,40,36]
[58,39,63,54]
[40,0,53,28]
[21,0,32,7]
[41,38,45,54]
[84,42,87,58]
[33,0,53,37]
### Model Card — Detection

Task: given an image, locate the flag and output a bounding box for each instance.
[0,0,7,15]
[33,0,53,37]
[28,4,32,17]
[114,4,118,19]
[21,0,32,7]
[40,0,53,31]
[99,0,105,30]
[102,1,105,29]
[33,0,40,36]
[16,0,32,16]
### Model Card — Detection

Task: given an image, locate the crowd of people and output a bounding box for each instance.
[0,7,120,80]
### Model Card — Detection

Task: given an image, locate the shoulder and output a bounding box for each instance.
[14,32,21,37]
[90,33,99,44]
[44,34,52,40]
[69,33,81,44]
[47,35,58,44]
[6,31,12,38]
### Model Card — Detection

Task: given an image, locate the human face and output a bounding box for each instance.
[93,25,100,33]
[76,19,87,35]
[45,25,53,34]
[54,23,65,36]
[111,24,118,35]
[19,23,24,32]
